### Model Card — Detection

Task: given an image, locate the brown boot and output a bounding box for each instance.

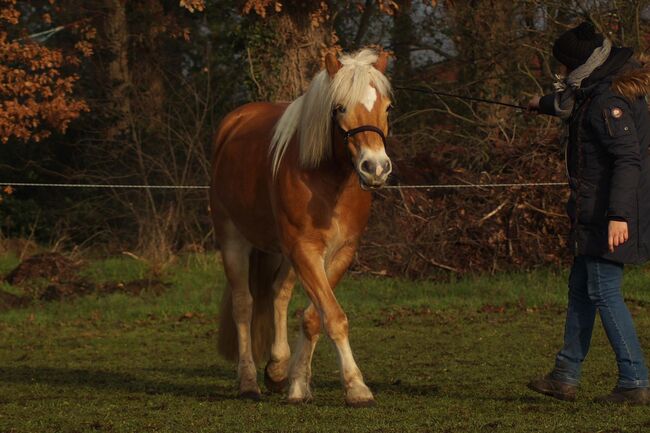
[527,374,577,401]
[595,387,649,405]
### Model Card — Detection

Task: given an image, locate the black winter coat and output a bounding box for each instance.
[539,48,650,264]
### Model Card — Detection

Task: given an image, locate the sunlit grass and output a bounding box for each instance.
[1,253,649,432]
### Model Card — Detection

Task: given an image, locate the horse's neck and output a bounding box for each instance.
[306,159,358,197]
[284,135,363,197]
[278,137,371,233]
[322,134,359,189]
[324,143,371,217]
[281,131,367,198]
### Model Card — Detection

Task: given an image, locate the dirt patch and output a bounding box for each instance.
[99,279,169,297]
[38,281,94,301]
[38,279,169,301]
[2,253,168,308]
[624,297,650,308]
[0,289,31,310]
[5,252,81,285]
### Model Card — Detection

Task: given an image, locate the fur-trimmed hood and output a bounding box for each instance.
[612,60,650,100]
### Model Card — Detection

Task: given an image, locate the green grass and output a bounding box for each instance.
[1,254,650,432]
[78,256,152,283]
[0,252,20,274]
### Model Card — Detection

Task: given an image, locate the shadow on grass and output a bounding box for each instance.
[0,366,441,405]
[141,366,441,398]
[0,366,233,401]
[308,378,440,397]
[143,365,234,380]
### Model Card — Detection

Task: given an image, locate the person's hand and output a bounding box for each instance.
[527,96,541,112]
[608,220,629,252]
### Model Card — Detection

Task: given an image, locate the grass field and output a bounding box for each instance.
[1,253,649,433]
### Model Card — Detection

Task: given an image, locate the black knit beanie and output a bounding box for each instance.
[552,22,605,70]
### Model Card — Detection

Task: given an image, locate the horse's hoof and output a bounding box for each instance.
[286,396,313,405]
[238,391,262,401]
[264,367,289,394]
[345,398,376,408]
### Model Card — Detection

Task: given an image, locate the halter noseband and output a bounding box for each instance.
[332,110,388,146]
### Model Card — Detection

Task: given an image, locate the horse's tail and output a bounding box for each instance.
[218,249,280,364]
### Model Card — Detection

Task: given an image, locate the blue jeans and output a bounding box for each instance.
[551,255,649,388]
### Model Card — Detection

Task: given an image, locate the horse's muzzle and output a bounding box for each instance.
[357,154,392,189]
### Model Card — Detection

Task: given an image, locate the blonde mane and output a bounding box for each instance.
[270,49,392,177]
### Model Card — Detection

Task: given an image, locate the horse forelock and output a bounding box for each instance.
[332,50,392,109]
[270,48,392,177]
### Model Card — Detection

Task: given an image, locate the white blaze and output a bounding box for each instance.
[361,86,377,112]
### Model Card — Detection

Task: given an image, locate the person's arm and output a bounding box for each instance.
[590,95,642,252]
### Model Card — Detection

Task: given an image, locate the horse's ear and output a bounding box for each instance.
[325,52,342,78]
[374,51,390,74]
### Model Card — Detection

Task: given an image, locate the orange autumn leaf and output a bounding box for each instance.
[242,0,282,17]
[179,0,205,13]
[0,0,92,144]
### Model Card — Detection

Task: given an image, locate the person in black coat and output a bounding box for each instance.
[527,22,650,405]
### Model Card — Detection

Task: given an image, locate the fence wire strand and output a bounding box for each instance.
[1,181,568,190]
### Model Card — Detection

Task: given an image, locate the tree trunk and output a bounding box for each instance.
[102,0,132,140]
[132,0,166,128]
[245,7,337,101]
[391,0,413,82]
[353,0,375,49]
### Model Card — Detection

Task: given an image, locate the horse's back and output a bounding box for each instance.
[212,102,287,165]
[210,102,288,251]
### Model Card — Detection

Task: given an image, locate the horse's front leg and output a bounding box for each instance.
[288,244,374,407]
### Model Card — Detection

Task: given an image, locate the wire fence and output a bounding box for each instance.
[0,181,568,190]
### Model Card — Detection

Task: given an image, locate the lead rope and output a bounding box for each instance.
[394,86,528,110]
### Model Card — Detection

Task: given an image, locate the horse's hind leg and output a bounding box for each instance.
[264,260,296,393]
[287,302,320,403]
[218,222,259,399]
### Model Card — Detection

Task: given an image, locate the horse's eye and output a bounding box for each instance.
[336,105,346,114]
[386,104,394,112]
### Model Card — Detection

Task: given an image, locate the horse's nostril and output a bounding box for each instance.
[383,160,392,174]
[361,160,373,174]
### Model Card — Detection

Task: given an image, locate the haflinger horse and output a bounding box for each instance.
[210,48,392,407]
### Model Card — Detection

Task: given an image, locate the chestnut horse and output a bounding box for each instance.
[210,49,392,407]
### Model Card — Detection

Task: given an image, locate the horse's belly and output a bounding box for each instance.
[210,103,286,252]
[211,168,280,252]
[235,218,281,253]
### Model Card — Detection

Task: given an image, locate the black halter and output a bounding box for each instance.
[332,110,388,146]
[330,110,391,185]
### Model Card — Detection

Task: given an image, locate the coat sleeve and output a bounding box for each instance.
[589,95,641,221]
[538,93,557,116]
